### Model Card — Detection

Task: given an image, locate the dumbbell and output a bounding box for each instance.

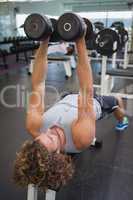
[95,28,120,56]
[8,37,12,42]
[24,13,58,41]
[50,18,61,42]
[116,28,128,47]
[83,17,94,41]
[111,21,124,30]
[16,36,20,41]
[57,12,93,41]
[4,37,7,42]
[111,21,128,47]
[12,36,16,41]
[119,28,128,46]
[94,21,104,33]
[23,37,28,41]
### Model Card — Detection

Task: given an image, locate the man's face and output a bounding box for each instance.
[39,126,65,153]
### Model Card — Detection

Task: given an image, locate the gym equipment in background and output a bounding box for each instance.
[94,21,104,32]
[95,28,120,56]
[111,21,128,47]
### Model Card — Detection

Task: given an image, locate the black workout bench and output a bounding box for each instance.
[28,55,73,78]
[106,69,133,78]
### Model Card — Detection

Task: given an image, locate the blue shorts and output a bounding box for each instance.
[94,95,119,118]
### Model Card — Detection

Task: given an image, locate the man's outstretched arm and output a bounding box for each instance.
[26,40,49,138]
[76,37,93,109]
[72,36,96,150]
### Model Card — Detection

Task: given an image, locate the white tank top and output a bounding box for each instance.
[40,94,102,153]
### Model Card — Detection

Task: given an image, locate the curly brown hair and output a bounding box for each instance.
[13,140,75,191]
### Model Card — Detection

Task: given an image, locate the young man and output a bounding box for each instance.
[13,34,128,191]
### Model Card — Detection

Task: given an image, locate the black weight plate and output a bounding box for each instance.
[57,12,85,41]
[95,28,120,56]
[86,33,97,50]
[50,18,60,42]
[96,37,114,55]
[24,13,52,40]
[95,31,113,55]
[99,35,113,50]
[83,18,93,41]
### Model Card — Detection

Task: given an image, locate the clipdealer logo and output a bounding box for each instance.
[0,84,60,109]
[0,84,89,109]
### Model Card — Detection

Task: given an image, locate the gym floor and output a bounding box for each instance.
[0,57,133,200]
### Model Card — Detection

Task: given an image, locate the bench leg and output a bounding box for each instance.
[105,75,113,93]
[63,61,72,78]
[28,59,34,75]
[24,51,29,63]
[16,53,19,62]
[112,51,117,69]
[70,56,76,69]
[46,189,56,200]
[2,55,8,69]
[27,184,38,200]
[27,185,56,200]
[123,42,128,69]
[101,56,108,95]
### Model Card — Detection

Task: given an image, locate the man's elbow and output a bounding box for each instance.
[26,114,35,135]
[75,135,95,151]
[26,114,42,138]
[26,121,31,132]
[26,119,33,135]
[26,121,37,139]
